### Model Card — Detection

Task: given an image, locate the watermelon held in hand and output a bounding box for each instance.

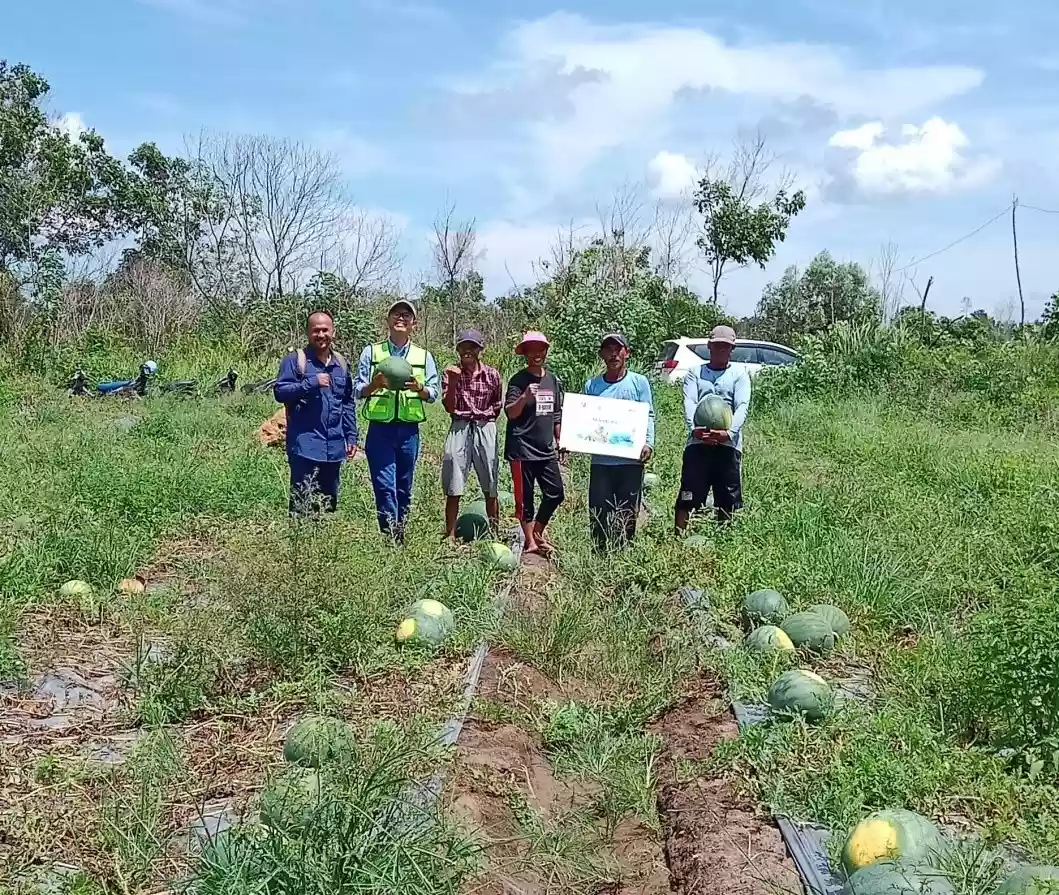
[995,866,1059,895]
[781,611,837,653]
[841,861,954,895]
[745,624,795,653]
[260,768,323,834]
[693,394,733,430]
[455,504,490,543]
[767,669,833,721]
[841,809,947,876]
[396,598,455,647]
[809,604,851,637]
[283,717,356,769]
[378,355,413,390]
[478,541,517,572]
[741,589,790,627]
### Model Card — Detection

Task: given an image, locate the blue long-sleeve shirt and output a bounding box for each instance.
[274,349,358,463]
[584,370,655,465]
[682,362,751,453]
[353,340,439,406]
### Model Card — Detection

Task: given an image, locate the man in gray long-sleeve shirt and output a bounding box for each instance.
[675,325,751,531]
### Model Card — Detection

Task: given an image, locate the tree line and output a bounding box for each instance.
[1,59,1050,380]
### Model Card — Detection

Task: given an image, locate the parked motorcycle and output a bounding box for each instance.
[70,361,156,398]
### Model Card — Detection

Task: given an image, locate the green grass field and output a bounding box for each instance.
[1,358,1057,894]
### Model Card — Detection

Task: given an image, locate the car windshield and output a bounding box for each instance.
[657,342,679,362]
[692,344,758,363]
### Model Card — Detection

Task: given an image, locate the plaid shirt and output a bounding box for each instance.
[444,363,503,422]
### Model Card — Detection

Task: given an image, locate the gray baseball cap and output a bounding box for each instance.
[455,329,485,348]
[708,324,737,345]
[387,299,417,318]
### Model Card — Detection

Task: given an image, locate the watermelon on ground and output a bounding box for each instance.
[996,867,1059,895]
[809,604,852,636]
[456,504,490,542]
[283,717,356,768]
[259,768,323,834]
[767,669,833,721]
[781,611,838,653]
[741,589,790,627]
[478,541,517,572]
[842,861,954,895]
[643,472,660,490]
[745,624,795,653]
[693,394,734,430]
[841,809,947,876]
[378,356,413,390]
[395,598,455,647]
[59,580,93,600]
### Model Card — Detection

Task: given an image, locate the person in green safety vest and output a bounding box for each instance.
[353,299,439,541]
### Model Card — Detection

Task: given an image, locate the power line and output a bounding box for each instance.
[1021,203,1059,215]
[894,203,1014,274]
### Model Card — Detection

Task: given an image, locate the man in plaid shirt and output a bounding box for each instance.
[441,329,504,539]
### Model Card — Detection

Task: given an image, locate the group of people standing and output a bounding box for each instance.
[274,300,751,554]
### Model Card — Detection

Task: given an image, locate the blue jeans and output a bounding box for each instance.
[365,422,420,537]
[288,454,341,516]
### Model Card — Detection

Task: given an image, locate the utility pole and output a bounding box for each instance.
[1011,195,1025,329]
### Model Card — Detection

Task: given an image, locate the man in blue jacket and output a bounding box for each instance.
[583,333,655,551]
[274,310,358,515]
[677,324,751,531]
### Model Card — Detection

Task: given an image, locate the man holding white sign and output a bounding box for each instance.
[581,333,655,551]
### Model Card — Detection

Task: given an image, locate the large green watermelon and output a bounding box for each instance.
[841,809,947,876]
[395,598,455,647]
[283,717,356,769]
[741,589,790,627]
[478,541,517,572]
[259,768,323,834]
[693,394,733,430]
[809,604,852,636]
[643,472,660,490]
[378,356,413,390]
[455,503,490,542]
[745,624,795,653]
[842,861,954,895]
[767,669,833,721]
[781,611,837,653]
[996,867,1059,895]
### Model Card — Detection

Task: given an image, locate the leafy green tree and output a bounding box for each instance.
[1042,292,1059,342]
[756,251,882,344]
[0,61,130,281]
[693,135,806,303]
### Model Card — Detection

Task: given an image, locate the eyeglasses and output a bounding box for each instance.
[390,310,414,320]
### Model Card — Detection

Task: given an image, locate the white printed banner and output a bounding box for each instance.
[558,393,649,460]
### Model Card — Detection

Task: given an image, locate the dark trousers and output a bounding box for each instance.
[365,421,420,537]
[588,462,644,551]
[288,454,341,516]
[510,458,564,528]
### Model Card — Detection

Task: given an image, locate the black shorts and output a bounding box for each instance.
[675,444,742,512]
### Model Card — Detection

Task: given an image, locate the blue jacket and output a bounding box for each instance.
[274,349,358,463]
[682,362,751,453]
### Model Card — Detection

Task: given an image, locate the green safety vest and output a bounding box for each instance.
[363,341,428,424]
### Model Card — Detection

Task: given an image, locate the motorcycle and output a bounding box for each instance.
[70,361,156,398]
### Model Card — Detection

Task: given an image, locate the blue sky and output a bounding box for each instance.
[6,0,1059,317]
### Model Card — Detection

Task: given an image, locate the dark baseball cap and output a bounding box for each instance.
[455,329,485,348]
[600,332,630,349]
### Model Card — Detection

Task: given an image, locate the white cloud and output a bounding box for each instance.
[312,129,387,176]
[647,151,699,199]
[828,121,884,151]
[829,117,1000,195]
[451,13,984,204]
[476,218,599,293]
[56,113,88,140]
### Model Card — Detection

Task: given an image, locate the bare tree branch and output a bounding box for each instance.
[431,201,479,344]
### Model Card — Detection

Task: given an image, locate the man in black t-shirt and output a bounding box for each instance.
[504,331,565,557]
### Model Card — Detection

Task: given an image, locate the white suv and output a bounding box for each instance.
[654,337,800,386]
